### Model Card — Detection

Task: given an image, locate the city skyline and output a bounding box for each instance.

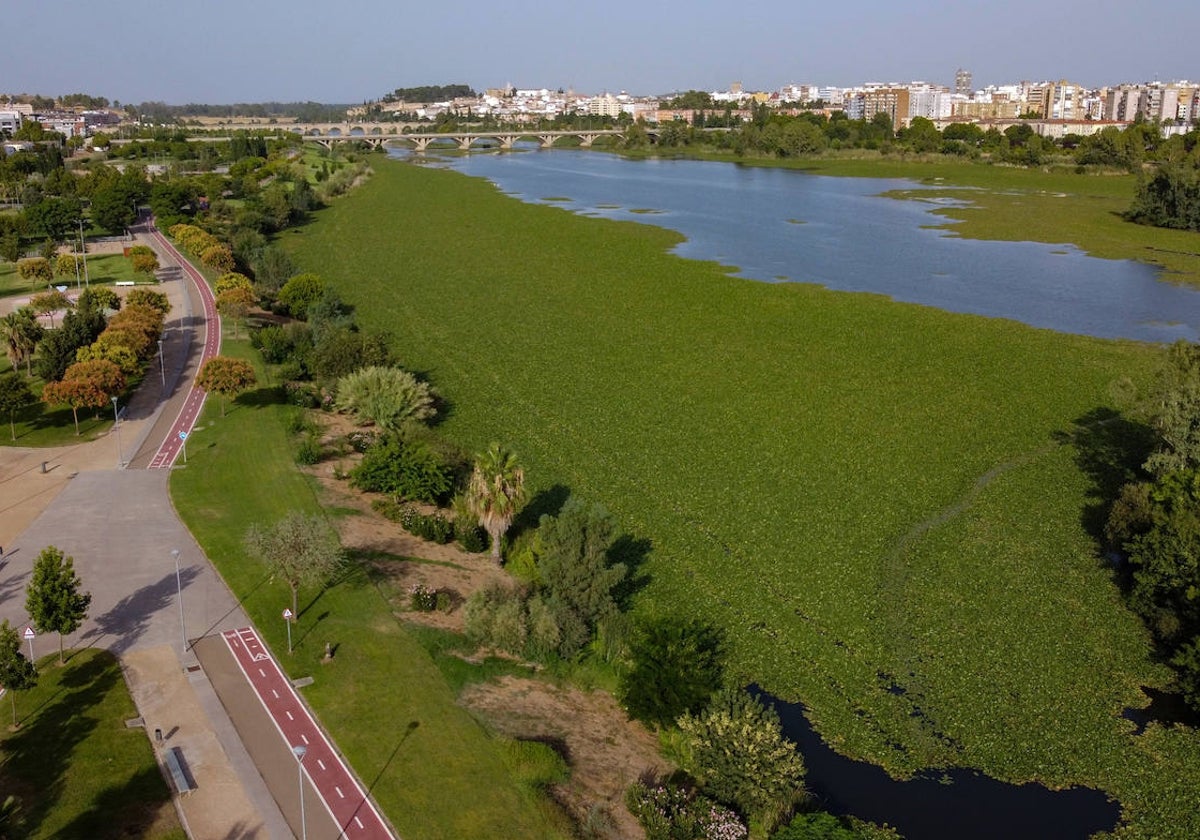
[5,0,1199,104]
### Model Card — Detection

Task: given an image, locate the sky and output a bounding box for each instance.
[4,0,1198,104]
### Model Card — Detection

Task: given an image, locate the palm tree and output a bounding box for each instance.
[0,308,43,376]
[466,443,527,563]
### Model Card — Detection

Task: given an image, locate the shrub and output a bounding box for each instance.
[410,583,439,612]
[626,780,747,840]
[679,688,807,832]
[435,591,452,612]
[350,435,453,504]
[283,381,322,408]
[398,505,454,544]
[335,365,436,430]
[456,522,488,553]
[619,616,726,727]
[295,433,323,465]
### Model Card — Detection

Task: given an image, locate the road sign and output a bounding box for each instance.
[22,627,34,641]
[178,431,188,440]
[283,608,294,620]
[283,609,295,653]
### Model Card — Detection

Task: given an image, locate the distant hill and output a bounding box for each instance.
[383,85,477,103]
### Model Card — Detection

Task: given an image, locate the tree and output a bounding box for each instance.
[0,308,43,375]
[63,358,126,395]
[130,250,159,277]
[54,253,81,280]
[89,183,139,233]
[197,356,256,416]
[678,688,807,832]
[0,373,33,440]
[25,197,82,241]
[0,620,38,727]
[124,287,170,315]
[16,257,52,290]
[277,272,326,319]
[201,244,235,273]
[29,289,71,329]
[537,497,627,658]
[0,231,21,264]
[251,246,294,295]
[618,615,725,727]
[215,286,256,339]
[334,365,436,431]
[349,434,454,503]
[25,546,91,664]
[41,377,107,435]
[77,286,121,313]
[215,272,253,296]
[466,443,527,562]
[244,512,343,618]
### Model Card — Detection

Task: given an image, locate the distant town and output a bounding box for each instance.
[2,72,1199,147]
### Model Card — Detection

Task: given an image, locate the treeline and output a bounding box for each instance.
[629,107,1200,172]
[382,84,476,103]
[134,101,351,123]
[1104,342,1200,714]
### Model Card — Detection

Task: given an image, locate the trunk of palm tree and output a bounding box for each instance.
[489,525,502,561]
[71,406,80,435]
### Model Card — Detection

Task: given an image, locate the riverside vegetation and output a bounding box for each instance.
[273,153,1200,838]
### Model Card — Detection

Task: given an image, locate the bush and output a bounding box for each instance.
[435,591,452,612]
[619,616,726,727]
[463,584,561,662]
[350,434,453,504]
[284,381,322,408]
[398,505,454,544]
[410,583,439,612]
[456,521,488,553]
[626,780,747,840]
[295,434,323,465]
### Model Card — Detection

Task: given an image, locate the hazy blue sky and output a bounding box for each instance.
[5,0,1197,103]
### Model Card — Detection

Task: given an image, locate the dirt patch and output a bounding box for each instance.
[461,676,669,839]
[302,413,667,836]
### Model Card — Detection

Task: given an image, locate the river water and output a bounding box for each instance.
[397,146,1200,343]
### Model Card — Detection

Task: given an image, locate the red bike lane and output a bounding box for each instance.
[222,628,395,839]
[146,224,221,469]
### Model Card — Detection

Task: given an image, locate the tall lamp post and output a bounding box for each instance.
[171,549,185,655]
[292,745,308,840]
[158,338,166,388]
[111,396,122,468]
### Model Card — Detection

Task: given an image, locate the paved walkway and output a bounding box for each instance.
[0,224,294,839]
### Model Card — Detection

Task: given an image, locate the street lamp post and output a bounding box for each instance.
[171,549,185,655]
[78,219,89,286]
[111,396,122,468]
[158,338,165,388]
[292,745,308,840]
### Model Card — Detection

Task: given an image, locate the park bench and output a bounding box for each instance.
[164,746,196,795]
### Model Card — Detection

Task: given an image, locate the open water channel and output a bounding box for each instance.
[399,146,1200,344]
[392,146,1149,836]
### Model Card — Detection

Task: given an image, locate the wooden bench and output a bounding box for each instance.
[164,746,195,795]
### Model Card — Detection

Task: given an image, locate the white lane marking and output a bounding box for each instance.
[271,689,279,699]
[286,711,294,721]
[258,668,265,677]
[335,786,344,799]
[317,759,326,771]
[355,817,364,829]
[301,734,309,744]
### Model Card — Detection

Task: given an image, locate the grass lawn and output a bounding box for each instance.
[0,648,184,840]
[280,157,1200,837]
[1,253,143,298]
[169,339,571,840]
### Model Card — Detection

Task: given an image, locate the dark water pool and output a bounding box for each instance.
[755,688,1120,840]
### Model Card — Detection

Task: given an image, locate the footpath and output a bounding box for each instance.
[0,225,292,839]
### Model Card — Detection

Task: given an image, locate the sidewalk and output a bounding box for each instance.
[123,646,292,839]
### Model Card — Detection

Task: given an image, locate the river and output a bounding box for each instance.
[392,146,1200,344]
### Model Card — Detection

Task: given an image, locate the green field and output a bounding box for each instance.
[279,157,1200,837]
[0,253,142,298]
[0,649,184,840]
[169,340,571,840]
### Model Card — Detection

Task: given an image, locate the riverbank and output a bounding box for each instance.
[277,154,1200,837]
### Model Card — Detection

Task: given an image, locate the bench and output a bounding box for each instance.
[115,281,135,287]
[164,746,196,795]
